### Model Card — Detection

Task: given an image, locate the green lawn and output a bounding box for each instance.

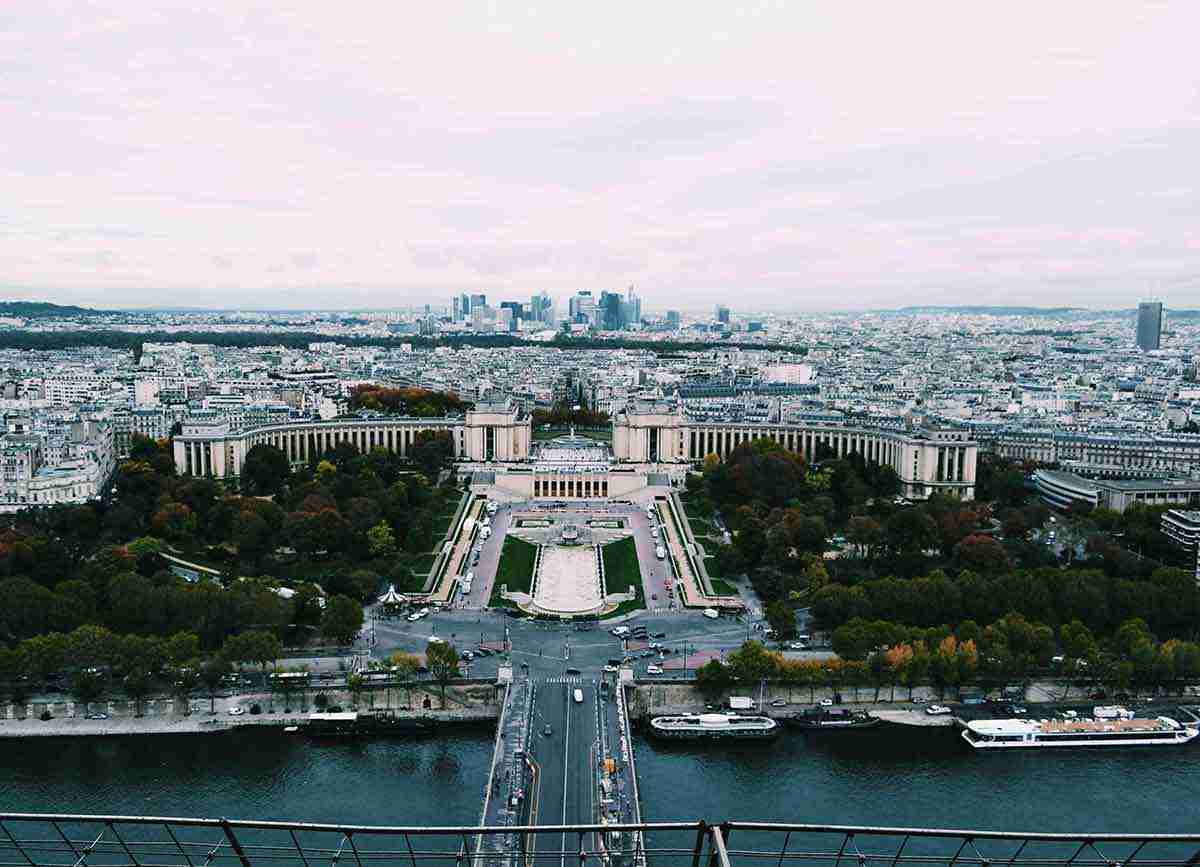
[601,536,642,594]
[495,536,538,594]
[680,495,714,521]
[703,555,723,578]
[688,517,712,537]
[411,552,439,575]
[708,577,738,596]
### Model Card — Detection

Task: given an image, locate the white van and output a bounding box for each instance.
[573,688,584,704]
[702,608,719,620]
[480,527,492,540]
[655,546,666,560]
[486,501,498,515]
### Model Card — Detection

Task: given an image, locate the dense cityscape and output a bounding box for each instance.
[7,0,1200,862]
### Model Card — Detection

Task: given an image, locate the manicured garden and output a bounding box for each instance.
[601,536,641,594]
[494,536,538,594]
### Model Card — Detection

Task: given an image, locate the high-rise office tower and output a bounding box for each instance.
[599,291,624,330]
[666,310,681,328]
[1137,301,1163,351]
[499,301,523,331]
[531,291,554,324]
[452,296,462,322]
[569,291,595,324]
[715,305,731,325]
[470,293,487,311]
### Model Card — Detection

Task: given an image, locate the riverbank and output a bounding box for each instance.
[0,687,501,738]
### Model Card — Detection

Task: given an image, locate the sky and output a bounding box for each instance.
[2,1,1200,311]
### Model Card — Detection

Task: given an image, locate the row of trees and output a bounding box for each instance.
[530,404,610,428]
[0,625,287,712]
[698,621,1200,702]
[811,564,1200,642]
[347,385,470,418]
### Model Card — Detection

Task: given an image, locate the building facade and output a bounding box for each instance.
[173,399,530,477]
[612,400,978,500]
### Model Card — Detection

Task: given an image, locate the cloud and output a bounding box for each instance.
[2,1,1199,308]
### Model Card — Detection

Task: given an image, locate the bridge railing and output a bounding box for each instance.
[3,814,1200,867]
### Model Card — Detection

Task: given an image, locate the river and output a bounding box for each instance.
[2,724,1197,833]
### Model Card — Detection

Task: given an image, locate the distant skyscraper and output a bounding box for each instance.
[715,304,731,325]
[470,293,487,311]
[569,291,595,324]
[1137,301,1163,351]
[599,291,624,330]
[531,290,554,324]
[499,301,523,331]
[666,310,681,329]
[452,295,462,322]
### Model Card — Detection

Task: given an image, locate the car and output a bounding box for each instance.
[86,712,109,720]
[565,667,581,676]
[227,707,246,716]
[819,698,834,707]
[926,704,952,716]
[542,724,553,737]
[648,642,663,650]
[460,650,474,661]
[1011,706,1028,715]
[427,635,445,644]
[770,698,787,708]
[702,608,719,620]
[603,665,618,673]
[787,641,808,650]
[646,665,663,675]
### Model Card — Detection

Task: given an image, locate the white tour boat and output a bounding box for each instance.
[962,714,1197,749]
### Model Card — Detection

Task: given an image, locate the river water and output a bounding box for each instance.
[2,724,1197,833]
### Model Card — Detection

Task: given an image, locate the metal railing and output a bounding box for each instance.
[3,815,1200,867]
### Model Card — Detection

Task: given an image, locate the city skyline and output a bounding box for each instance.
[4,2,1200,309]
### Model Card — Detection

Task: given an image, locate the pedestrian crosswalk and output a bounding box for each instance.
[543,676,584,685]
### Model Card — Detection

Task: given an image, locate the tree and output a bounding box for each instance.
[242,444,291,495]
[70,668,106,712]
[388,652,422,709]
[726,640,781,683]
[954,534,1011,575]
[322,595,364,646]
[223,630,282,677]
[425,641,461,709]
[695,659,733,700]
[199,655,232,714]
[122,667,153,717]
[172,665,201,714]
[366,521,397,558]
[411,430,455,479]
[764,601,797,640]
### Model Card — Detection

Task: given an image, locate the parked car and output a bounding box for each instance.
[926,704,952,716]
[646,665,663,675]
[819,698,834,707]
[228,706,246,716]
[770,698,787,707]
[787,641,807,650]
[542,724,553,737]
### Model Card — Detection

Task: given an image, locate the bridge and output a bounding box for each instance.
[3,814,1199,867]
[477,670,642,867]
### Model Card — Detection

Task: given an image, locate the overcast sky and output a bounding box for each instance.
[3,2,1199,311]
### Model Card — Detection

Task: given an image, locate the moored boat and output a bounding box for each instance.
[649,712,778,739]
[786,708,882,731]
[962,714,1198,749]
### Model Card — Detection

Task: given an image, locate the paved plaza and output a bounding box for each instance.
[533,545,602,614]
